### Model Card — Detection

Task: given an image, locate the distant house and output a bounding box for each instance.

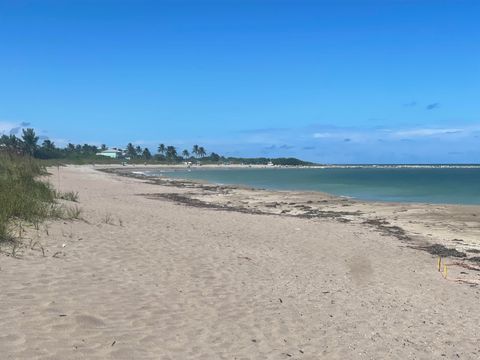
[96,148,124,159]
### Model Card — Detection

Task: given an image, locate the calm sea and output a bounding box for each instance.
[145,167,480,205]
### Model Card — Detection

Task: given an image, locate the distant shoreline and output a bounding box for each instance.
[93,162,480,170]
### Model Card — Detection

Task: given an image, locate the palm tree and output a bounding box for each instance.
[157,144,166,156]
[126,143,136,158]
[166,146,177,162]
[198,146,206,158]
[142,148,152,160]
[135,145,142,157]
[182,149,190,160]
[192,144,199,158]
[21,128,39,156]
[41,139,56,151]
[101,144,107,151]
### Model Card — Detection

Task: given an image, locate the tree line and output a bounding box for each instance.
[0,128,221,163]
[1,128,314,166]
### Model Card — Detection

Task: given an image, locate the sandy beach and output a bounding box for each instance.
[2,165,480,359]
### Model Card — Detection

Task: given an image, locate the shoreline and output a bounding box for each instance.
[92,162,480,170]
[100,165,480,260]
[129,165,480,207]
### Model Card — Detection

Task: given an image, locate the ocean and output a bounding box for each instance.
[145,166,480,205]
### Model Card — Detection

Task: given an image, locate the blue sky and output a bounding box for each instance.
[0,0,479,163]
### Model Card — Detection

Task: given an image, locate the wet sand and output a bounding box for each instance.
[1,165,480,359]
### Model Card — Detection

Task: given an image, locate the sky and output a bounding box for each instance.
[0,0,479,163]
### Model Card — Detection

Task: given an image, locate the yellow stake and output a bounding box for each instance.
[443,264,448,279]
[438,257,442,272]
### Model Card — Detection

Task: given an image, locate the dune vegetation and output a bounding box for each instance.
[0,153,55,241]
[0,152,82,247]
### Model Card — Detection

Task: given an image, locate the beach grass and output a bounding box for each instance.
[0,153,58,242]
[55,190,79,202]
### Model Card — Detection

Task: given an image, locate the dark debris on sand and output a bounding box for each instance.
[362,219,410,241]
[416,244,466,258]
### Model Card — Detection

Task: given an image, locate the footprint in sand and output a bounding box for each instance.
[347,256,373,286]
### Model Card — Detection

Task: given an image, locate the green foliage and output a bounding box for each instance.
[198,146,206,158]
[225,157,314,166]
[142,148,152,160]
[192,144,199,157]
[157,143,166,155]
[166,146,178,162]
[1,131,315,166]
[0,152,55,242]
[21,128,39,156]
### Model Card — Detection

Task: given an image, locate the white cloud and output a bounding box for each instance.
[0,121,34,135]
[310,124,479,142]
[313,132,335,138]
[392,128,463,137]
[0,121,19,134]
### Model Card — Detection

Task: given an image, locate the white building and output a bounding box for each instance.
[96,148,124,159]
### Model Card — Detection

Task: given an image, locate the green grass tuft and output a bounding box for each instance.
[0,152,56,242]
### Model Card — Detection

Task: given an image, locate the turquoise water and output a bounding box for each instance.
[146,167,480,205]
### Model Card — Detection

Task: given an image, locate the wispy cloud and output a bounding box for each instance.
[403,101,417,107]
[392,128,463,137]
[310,125,476,141]
[0,121,30,136]
[426,103,440,110]
[9,126,22,135]
[313,132,335,139]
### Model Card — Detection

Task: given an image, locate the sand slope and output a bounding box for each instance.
[1,166,480,359]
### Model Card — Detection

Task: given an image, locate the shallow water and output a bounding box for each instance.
[146,167,480,205]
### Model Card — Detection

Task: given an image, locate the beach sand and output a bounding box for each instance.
[1,165,480,359]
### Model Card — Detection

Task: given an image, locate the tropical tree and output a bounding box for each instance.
[192,144,199,158]
[157,143,166,156]
[182,149,190,160]
[0,134,22,154]
[36,139,60,159]
[82,144,98,154]
[126,143,136,158]
[101,144,107,151]
[142,148,152,160]
[210,152,221,162]
[67,143,76,152]
[41,139,56,151]
[198,146,206,158]
[166,146,177,162]
[21,128,39,156]
[135,145,142,157]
